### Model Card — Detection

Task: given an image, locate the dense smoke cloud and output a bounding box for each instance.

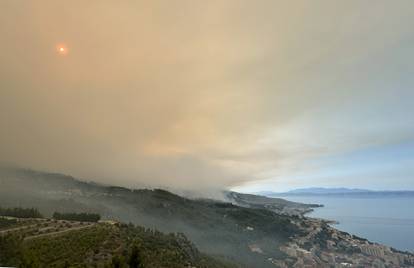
[1,1,414,191]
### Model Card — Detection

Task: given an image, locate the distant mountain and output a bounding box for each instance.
[262,187,414,197]
[286,187,372,194]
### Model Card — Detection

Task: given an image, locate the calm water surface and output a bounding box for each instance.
[282,195,414,252]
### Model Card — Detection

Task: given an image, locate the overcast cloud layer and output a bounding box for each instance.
[1,1,414,192]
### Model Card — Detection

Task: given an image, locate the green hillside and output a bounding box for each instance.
[0,217,236,268]
[0,167,300,267]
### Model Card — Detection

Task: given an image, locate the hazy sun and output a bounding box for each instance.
[57,45,68,55]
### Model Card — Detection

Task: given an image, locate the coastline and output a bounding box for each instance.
[286,195,414,253]
[301,203,340,225]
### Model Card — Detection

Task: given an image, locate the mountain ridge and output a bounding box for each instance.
[1,167,413,267]
[256,187,414,196]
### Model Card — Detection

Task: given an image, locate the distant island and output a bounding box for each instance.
[257,187,414,197]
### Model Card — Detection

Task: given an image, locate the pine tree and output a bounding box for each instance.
[128,244,142,268]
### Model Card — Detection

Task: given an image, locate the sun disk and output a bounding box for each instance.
[57,45,68,55]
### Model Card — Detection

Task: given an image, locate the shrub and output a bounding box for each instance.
[0,207,43,218]
[52,212,101,222]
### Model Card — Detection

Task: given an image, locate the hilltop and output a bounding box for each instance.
[225,191,322,216]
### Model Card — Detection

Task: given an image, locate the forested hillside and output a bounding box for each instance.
[1,168,414,267]
[0,167,299,267]
[0,217,236,268]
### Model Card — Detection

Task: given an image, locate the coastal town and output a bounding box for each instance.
[229,191,414,267]
[271,217,414,267]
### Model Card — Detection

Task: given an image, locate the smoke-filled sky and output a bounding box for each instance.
[1,1,414,192]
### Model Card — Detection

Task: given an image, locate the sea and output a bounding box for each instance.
[281,195,414,253]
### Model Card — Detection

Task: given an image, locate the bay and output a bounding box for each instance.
[282,195,414,252]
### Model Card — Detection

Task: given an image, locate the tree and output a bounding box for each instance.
[128,244,142,268]
[20,252,40,268]
[110,255,128,268]
[63,260,70,268]
[52,212,101,222]
[0,207,42,218]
